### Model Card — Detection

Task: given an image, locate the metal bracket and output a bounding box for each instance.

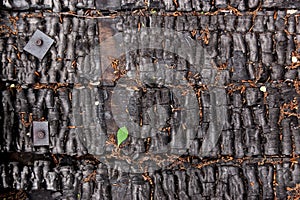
[24,30,54,60]
[33,121,49,146]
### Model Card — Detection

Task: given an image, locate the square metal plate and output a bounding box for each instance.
[24,30,54,60]
[33,121,49,146]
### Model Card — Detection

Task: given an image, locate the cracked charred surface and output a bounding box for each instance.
[2,0,300,199]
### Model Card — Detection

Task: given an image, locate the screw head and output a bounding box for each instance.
[37,130,45,139]
[35,39,43,46]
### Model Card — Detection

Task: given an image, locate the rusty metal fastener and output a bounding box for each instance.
[37,130,45,139]
[35,39,43,46]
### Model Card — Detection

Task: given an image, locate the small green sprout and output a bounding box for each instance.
[117,126,129,147]
[150,9,157,14]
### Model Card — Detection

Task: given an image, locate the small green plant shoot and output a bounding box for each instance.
[117,126,129,147]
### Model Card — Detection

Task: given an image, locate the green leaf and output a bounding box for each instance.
[150,9,157,14]
[117,126,129,147]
